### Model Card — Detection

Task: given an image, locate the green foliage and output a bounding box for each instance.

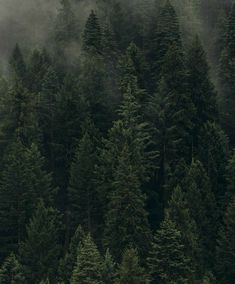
[102,249,117,284]
[148,217,191,284]
[0,142,55,259]
[68,119,100,234]
[71,234,104,284]
[0,253,25,283]
[83,10,102,54]
[19,201,62,284]
[116,248,148,284]
[58,226,85,284]
[216,197,235,283]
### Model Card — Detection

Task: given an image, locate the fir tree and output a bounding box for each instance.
[55,0,78,44]
[102,249,117,284]
[58,225,85,284]
[71,234,104,284]
[148,217,191,284]
[187,36,218,146]
[146,0,181,91]
[68,120,100,234]
[116,248,148,284]
[103,144,151,261]
[216,197,235,283]
[83,10,102,54]
[0,253,25,284]
[184,160,217,268]
[9,44,27,85]
[0,142,56,260]
[19,201,62,284]
[226,149,235,202]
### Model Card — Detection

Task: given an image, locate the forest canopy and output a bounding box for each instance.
[0,0,234,283]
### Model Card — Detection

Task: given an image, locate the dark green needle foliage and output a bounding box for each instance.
[0,253,25,284]
[148,217,191,284]
[71,234,104,284]
[216,197,235,284]
[19,201,62,284]
[116,248,148,284]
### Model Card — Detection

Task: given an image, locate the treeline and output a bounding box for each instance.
[0,0,234,283]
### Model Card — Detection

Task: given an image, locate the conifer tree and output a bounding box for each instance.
[187,36,218,146]
[9,44,27,85]
[184,160,217,268]
[216,197,235,283]
[0,253,25,284]
[198,122,229,205]
[167,186,201,277]
[0,142,56,259]
[83,10,102,54]
[19,201,62,284]
[102,249,117,284]
[116,248,148,284]
[103,145,152,260]
[58,225,85,284]
[71,234,104,284]
[55,0,78,44]
[148,217,191,284]
[219,2,235,144]
[226,149,235,202]
[68,120,100,234]
[146,0,181,90]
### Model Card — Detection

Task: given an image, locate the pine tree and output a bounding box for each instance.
[9,44,27,85]
[102,249,117,284]
[55,0,78,44]
[19,201,62,284]
[146,0,181,91]
[148,217,191,284]
[116,248,148,284]
[198,122,229,205]
[71,234,104,284]
[219,2,235,144]
[0,253,25,284]
[226,149,235,202]
[216,197,235,283]
[103,145,152,260]
[184,160,217,268]
[187,36,218,146]
[167,186,201,277]
[68,120,100,234]
[83,10,102,54]
[148,43,195,204]
[58,226,85,284]
[0,141,56,260]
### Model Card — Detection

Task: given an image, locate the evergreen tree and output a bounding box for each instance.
[116,248,148,284]
[0,253,25,284]
[68,119,100,234]
[19,201,62,284]
[187,36,218,146]
[9,44,27,85]
[226,149,235,202]
[58,225,85,284]
[198,122,229,205]
[102,249,117,284]
[219,2,235,144]
[216,197,235,283]
[167,186,201,278]
[71,234,104,284]
[103,145,152,260]
[148,217,191,284]
[55,0,78,44]
[83,10,102,54]
[0,142,56,260]
[146,0,181,91]
[184,160,217,268]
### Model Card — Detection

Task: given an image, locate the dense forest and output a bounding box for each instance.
[0,0,235,283]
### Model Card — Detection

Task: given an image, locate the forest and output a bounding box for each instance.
[0,0,234,283]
